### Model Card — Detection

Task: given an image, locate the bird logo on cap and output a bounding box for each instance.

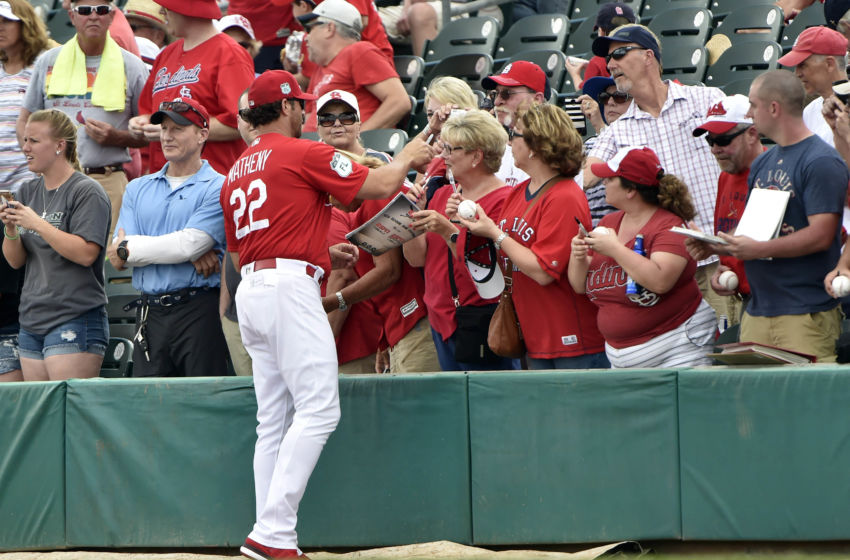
[331,91,342,99]
[706,100,728,117]
[281,82,292,95]
[501,63,512,74]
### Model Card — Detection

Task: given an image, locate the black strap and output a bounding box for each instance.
[447,247,459,307]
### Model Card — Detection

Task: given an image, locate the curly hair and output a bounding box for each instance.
[621,174,696,221]
[441,109,507,174]
[28,109,82,172]
[516,102,584,177]
[0,0,50,67]
[240,99,303,128]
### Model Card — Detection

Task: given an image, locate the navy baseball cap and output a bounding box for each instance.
[595,2,636,32]
[582,76,616,123]
[825,0,850,29]
[592,24,661,61]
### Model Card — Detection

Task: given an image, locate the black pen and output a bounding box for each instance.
[574,216,588,236]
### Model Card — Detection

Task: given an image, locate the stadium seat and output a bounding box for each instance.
[45,8,75,43]
[564,16,598,60]
[360,128,409,157]
[104,261,140,342]
[648,7,712,52]
[505,49,568,93]
[422,53,495,95]
[709,0,777,25]
[712,4,784,43]
[661,45,709,83]
[406,100,428,137]
[640,0,709,26]
[495,14,570,63]
[704,40,781,90]
[301,131,320,141]
[780,8,827,54]
[422,16,501,65]
[394,55,426,98]
[719,77,756,95]
[100,337,134,378]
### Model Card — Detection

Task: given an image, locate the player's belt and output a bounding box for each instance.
[242,258,323,281]
[83,164,125,175]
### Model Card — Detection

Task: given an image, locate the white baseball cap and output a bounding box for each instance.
[465,237,505,299]
[692,94,753,136]
[297,0,363,33]
[0,1,21,22]
[316,89,360,119]
[215,14,256,40]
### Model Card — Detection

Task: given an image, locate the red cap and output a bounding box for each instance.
[151,97,210,129]
[248,70,318,108]
[590,146,663,185]
[777,26,848,67]
[153,0,221,19]
[481,60,551,98]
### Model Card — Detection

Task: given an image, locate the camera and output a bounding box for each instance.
[833,80,850,105]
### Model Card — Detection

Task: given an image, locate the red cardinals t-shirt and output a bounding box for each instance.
[425,184,510,341]
[498,178,605,359]
[304,41,398,131]
[346,0,394,60]
[229,0,294,46]
[221,133,369,273]
[714,169,751,296]
[140,34,255,175]
[585,208,701,349]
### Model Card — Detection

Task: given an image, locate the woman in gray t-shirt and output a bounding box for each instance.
[0,109,111,381]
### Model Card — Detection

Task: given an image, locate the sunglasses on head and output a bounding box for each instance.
[598,91,632,104]
[317,111,358,127]
[606,45,646,64]
[72,4,113,16]
[159,100,208,128]
[705,126,750,147]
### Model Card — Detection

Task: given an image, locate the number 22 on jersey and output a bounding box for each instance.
[230,178,270,239]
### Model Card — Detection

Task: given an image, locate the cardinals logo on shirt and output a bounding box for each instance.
[330,152,353,177]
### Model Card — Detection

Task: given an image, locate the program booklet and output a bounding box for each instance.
[734,188,791,242]
[346,192,422,256]
[709,342,816,365]
[670,226,729,245]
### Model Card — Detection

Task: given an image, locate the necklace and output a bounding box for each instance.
[41,178,62,219]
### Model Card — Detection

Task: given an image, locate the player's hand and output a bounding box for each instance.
[330,242,359,269]
[106,228,127,270]
[399,138,437,172]
[84,118,116,145]
[192,249,221,278]
[716,231,764,261]
[710,264,737,296]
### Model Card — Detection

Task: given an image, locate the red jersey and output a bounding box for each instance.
[351,197,428,347]
[714,170,751,296]
[425,184,510,341]
[140,34,255,175]
[585,208,701,349]
[228,0,294,46]
[498,178,605,359]
[304,41,398,132]
[221,133,369,273]
[579,55,610,88]
[327,209,383,364]
[346,0,394,60]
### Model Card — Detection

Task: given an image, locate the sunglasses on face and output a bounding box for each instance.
[72,4,113,16]
[158,100,208,128]
[598,91,632,104]
[489,88,535,102]
[606,45,646,64]
[317,112,358,127]
[705,126,750,147]
[304,20,328,33]
[508,129,524,141]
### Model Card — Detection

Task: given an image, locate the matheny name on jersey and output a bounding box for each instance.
[228,149,272,183]
[152,64,202,94]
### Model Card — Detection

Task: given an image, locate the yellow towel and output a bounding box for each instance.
[45,34,126,112]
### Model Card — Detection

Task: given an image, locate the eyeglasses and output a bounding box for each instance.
[72,4,114,16]
[705,126,750,147]
[317,111,358,127]
[508,129,524,141]
[441,142,466,154]
[606,45,646,64]
[304,20,328,33]
[489,88,535,102]
[598,91,632,104]
[158,100,208,128]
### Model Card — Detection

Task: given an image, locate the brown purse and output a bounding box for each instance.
[487,175,562,358]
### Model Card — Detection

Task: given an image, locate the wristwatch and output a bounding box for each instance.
[449,231,459,244]
[336,291,348,311]
[494,232,509,251]
[116,240,129,261]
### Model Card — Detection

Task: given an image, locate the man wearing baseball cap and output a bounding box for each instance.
[296,0,409,132]
[107,96,229,378]
[777,26,848,146]
[221,70,434,560]
[129,0,255,176]
[583,24,729,322]
[687,94,764,325]
[481,60,550,187]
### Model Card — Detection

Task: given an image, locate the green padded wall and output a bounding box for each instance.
[298,373,473,547]
[64,378,257,547]
[0,382,66,550]
[468,369,681,544]
[679,366,850,540]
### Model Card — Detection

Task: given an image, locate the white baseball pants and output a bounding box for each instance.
[236,259,340,550]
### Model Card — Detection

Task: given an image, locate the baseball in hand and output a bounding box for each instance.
[718,270,739,291]
[592,226,613,236]
[832,275,850,297]
[458,199,477,220]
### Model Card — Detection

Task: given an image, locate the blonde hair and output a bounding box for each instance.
[0,0,49,67]
[441,109,508,174]
[516,103,584,177]
[28,109,82,172]
[338,149,386,170]
[424,76,478,110]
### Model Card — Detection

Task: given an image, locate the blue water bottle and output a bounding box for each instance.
[625,234,645,295]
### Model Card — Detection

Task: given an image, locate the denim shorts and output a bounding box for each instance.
[18,307,109,360]
[0,323,20,374]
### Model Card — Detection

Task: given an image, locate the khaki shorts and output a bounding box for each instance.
[87,168,127,240]
[222,315,253,376]
[740,307,843,363]
[378,2,471,40]
[389,317,441,373]
[339,353,378,374]
[694,261,741,326]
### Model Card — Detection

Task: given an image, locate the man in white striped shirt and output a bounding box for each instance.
[583,24,729,320]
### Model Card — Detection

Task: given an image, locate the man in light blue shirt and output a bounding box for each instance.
[106,97,229,377]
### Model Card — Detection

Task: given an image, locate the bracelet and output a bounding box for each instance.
[494,231,509,251]
[3,226,19,240]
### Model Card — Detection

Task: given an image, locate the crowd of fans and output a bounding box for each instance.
[2,0,850,384]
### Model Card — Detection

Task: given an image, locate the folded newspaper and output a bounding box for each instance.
[346,192,422,256]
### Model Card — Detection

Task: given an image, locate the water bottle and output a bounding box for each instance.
[625,234,645,295]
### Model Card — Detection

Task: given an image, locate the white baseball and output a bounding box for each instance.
[832,275,850,297]
[458,199,477,220]
[718,270,739,291]
[591,226,613,236]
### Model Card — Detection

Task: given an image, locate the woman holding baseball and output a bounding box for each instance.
[567,146,715,368]
[1,109,111,381]
[458,103,607,370]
